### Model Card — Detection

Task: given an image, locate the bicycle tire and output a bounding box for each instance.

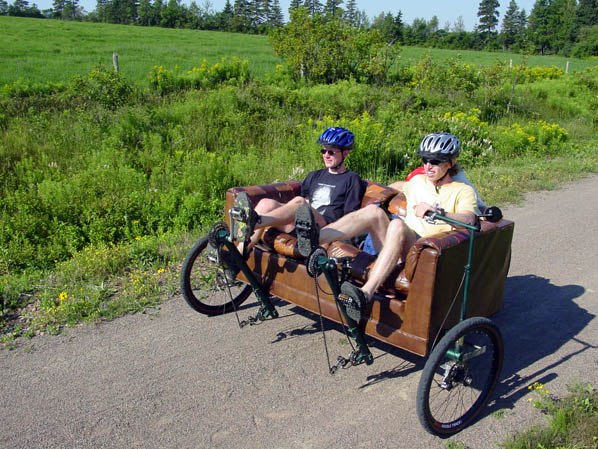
[180,236,252,315]
[416,317,504,435]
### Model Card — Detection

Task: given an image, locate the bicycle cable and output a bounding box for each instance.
[218,245,243,328]
[313,267,357,374]
[430,270,466,350]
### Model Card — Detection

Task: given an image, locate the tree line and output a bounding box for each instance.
[3,0,598,57]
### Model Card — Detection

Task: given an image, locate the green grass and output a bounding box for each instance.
[2,17,598,87]
[504,383,598,449]
[0,16,282,85]
[400,46,598,73]
[1,15,598,343]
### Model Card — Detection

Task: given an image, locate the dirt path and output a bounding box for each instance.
[2,175,597,449]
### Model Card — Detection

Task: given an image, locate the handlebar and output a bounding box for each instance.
[424,205,503,232]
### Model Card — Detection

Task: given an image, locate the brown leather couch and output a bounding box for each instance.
[225,180,514,357]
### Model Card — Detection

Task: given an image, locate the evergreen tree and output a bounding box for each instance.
[219,0,234,29]
[153,0,165,25]
[161,0,183,27]
[288,0,301,14]
[371,12,395,42]
[343,0,356,25]
[52,0,65,17]
[501,0,520,50]
[303,0,322,16]
[394,10,403,42]
[268,0,283,26]
[528,0,550,54]
[249,0,265,27]
[8,0,29,15]
[95,0,108,21]
[575,0,598,28]
[137,0,153,25]
[548,0,576,54]
[324,0,342,18]
[62,0,83,19]
[7,0,41,16]
[477,0,500,46]
[232,0,251,31]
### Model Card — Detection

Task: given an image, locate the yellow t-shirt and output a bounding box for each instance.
[403,175,480,237]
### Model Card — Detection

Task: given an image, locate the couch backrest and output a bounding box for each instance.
[361,181,398,209]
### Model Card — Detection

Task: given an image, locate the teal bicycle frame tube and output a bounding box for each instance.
[427,214,481,361]
[427,213,479,323]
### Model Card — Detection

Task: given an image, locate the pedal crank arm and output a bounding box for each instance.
[329,355,350,375]
[219,239,278,320]
[238,304,278,328]
[318,257,374,368]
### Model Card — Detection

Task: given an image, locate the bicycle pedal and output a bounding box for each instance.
[230,207,246,221]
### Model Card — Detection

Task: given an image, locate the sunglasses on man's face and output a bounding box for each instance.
[321,148,342,156]
[422,157,445,166]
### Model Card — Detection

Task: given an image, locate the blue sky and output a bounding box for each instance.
[34,0,537,31]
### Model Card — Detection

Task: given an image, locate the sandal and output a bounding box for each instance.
[295,203,320,257]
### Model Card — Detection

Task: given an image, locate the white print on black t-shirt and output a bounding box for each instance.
[310,183,335,214]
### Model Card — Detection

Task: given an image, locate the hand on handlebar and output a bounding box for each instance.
[414,202,434,219]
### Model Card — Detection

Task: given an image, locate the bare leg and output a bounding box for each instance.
[360,219,418,300]
[319,204,390,253]
[244,196,327,251]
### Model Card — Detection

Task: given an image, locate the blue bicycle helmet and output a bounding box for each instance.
[316,127,355,150]
[417,132,460,160]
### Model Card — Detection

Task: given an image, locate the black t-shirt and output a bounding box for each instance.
[300,169,365,224]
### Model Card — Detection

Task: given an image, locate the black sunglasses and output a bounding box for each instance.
[422,157,445,166]
[321,148,342,156]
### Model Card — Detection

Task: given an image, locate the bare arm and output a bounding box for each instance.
[388,180,405,191]
[413,203,477,226]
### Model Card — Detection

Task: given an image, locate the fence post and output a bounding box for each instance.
[509,59,513,69]
[566,60,570,74]
[113,52,119,73]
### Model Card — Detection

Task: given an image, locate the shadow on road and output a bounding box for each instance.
[484,273,593,415]
[242,273,593,424]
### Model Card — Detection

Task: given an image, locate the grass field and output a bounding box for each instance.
[2,16,598,86]
[0,16,282,84]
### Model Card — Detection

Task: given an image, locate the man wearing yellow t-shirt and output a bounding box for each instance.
[294,132,479,321]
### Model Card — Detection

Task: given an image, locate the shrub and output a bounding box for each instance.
[492,120,569,158]
[65,66,135,110]
[269,8,399,85]
[148,58,251,95]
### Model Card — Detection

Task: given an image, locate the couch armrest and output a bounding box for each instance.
[225,181,302,227]
[403,220,507,283]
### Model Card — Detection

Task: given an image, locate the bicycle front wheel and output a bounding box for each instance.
[416,317,504,435]
[180,236,252,316]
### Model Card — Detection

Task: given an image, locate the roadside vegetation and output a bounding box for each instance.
[502,383,598,449]
[1,17,597,346]
[445,383,598,448]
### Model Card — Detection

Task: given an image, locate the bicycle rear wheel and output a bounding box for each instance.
[416,317,504,435]
[180,236,252,315]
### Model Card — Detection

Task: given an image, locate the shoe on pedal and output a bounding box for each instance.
[338,281,368,322]
[231,192,259,243]
[219,246,241,283]
[295,204,320,257]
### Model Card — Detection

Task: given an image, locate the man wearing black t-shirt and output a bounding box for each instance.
[232,127,365,252]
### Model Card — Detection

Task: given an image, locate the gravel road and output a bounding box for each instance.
[2,175,597,449]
